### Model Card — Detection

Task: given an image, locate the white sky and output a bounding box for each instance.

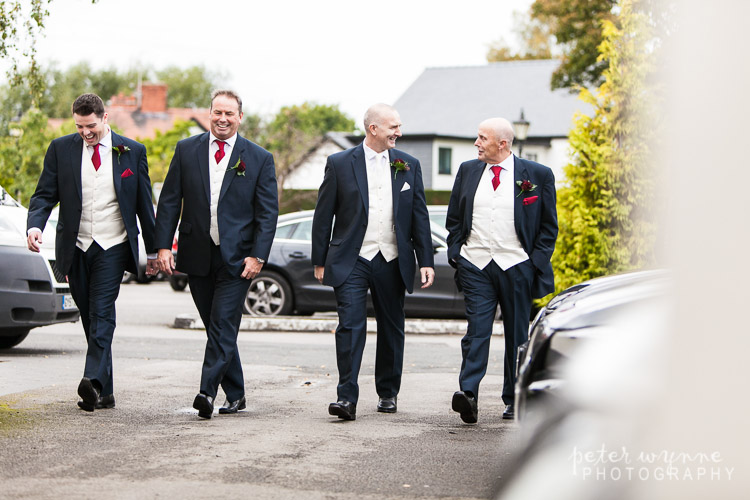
[30,0,534,122]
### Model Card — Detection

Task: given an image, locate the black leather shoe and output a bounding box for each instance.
[502,404,515,420]
[77,377,100,412]
[218,396,246,414]
[377,396,397,413]
[328,401,356,421]
[193,393,214,419]
[77,394,115,410]
[451,391,478,424]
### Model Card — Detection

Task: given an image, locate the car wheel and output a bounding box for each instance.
[244,271,293,316]
[170,276,188,291]
[0,328,31,349]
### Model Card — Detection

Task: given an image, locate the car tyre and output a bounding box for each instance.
[0,328,31,349]
[244,271,293,316]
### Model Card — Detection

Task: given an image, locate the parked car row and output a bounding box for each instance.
[0,187,80,349]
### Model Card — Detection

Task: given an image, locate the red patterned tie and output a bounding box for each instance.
[92,144,101,170]
[490,165,502,190]
[215,140,226,163]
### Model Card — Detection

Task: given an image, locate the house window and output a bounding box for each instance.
[438,147,452,175]
[525,153,538,162]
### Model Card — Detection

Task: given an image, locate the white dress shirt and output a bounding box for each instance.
[359,142,398,262]
[460,153,529,270]
[208,133,237,245]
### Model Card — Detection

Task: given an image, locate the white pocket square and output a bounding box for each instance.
[400,182,411,192]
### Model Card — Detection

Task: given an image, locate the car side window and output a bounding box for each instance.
[291,219,313,242]
[275,223,296,239]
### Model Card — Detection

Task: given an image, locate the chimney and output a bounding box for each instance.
[140,83,168,113]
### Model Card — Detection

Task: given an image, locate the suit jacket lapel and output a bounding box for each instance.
[70,134,84,202]
[464,162,485,230]
[388,151,401,220]
[352,145,368,215]
[197,133,211,205]
[219,137,242,204]
[110,132,125,196]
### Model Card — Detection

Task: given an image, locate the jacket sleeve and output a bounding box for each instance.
[311,156,337,266]
[27,140,61,232]
[410,160,434,268]
[445,164,465,267]
[529,167,558,271]
[154,141,184,250]
[250,152,279,260]
[135,142,156,254]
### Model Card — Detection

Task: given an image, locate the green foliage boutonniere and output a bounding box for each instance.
[390,158,410,180]
[516,179,538,197]
[112,144,130,164]
[227,157,246,176]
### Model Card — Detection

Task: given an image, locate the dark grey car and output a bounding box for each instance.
[243,208,466,318]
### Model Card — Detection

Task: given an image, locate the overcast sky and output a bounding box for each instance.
[29,0,534,122]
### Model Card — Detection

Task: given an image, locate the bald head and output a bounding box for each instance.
[475,117,515,164]
[363,103,402,153]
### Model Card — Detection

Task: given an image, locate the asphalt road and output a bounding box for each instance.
[0,281,520,500]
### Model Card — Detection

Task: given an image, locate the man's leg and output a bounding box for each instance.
[370,254,406,399]
[332,257,371,404]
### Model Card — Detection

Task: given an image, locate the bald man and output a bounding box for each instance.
[312,103,435,421]
[446,117,558,423]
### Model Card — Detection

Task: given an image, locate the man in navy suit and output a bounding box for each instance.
[446,117,557,423]
[27,93,157,411]
[312,103,435,421]
[155,90,278,419]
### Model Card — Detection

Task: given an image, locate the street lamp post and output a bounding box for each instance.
[513,109,530,158]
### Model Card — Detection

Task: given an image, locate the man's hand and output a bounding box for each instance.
[145,258,159,276]
[314,265,324,283]
[27,230,43,252]
[242,257,263,280]
[156,248,175,276]
[420,267,435,289]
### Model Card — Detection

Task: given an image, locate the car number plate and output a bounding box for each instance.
[62,294,77,310]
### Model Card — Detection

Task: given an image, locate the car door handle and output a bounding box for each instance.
[288,251,307,259]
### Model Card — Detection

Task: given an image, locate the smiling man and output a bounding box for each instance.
[446,117,558,424]
[312,103,435,421]
[154,90,278,419]
[27,93,157,412]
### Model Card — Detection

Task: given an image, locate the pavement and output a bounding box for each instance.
[173,313,505,336]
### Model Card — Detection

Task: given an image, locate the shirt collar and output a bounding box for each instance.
[363,141,389,162]
[209,132,238,148]
[92,129,112,149]
[487,153,515,173]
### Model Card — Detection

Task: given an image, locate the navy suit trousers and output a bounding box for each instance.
[188,243,250,401]
[333,253,405,404]
[456,257,534,405]
[68,241,129,396]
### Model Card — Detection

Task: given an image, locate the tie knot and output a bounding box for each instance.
[216,140,226,152]
[490,165,502,177]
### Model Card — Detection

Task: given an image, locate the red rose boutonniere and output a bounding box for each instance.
[516,179,538,197]
[112,144,131,164]
[227,157,246,176]
[390,158,410,180]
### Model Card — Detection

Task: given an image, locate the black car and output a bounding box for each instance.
[242,209,465,317]
[514,269,670,424]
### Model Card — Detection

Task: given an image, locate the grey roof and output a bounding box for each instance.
[394,60,592,138]
[325,131,359,149]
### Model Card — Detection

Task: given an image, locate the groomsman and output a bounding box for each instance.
[312,103,435,421]
[27,93,157,411]
[155,90,278,419]
[446,117,557,423]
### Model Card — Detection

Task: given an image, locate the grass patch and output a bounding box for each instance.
[0,401,36,435]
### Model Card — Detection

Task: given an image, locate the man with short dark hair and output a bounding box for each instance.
[27,93,157,411]
[155,89,278,419]
[446,117,558,423]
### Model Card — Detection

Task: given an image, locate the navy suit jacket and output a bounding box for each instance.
[311,144,434,294]
[446,156,558,298]
[154,132,278,277]
[27,131,156,275]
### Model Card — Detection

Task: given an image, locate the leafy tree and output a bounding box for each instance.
[530,0,617,90]
[138,119,194,184]
[154,66,224,109]
[487,10,557,61]
[0,109,58,204]
[552,0,659,294]
[258,102,355,206]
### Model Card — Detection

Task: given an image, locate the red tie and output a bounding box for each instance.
[490,165,502,190]
[215,140,226,163]
[92,144,101,171]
